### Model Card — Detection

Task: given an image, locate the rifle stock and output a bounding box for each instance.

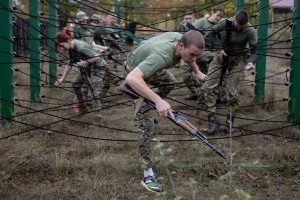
[118,82,140,99]
[186,22,206,35]
[118,82,226,159]
[76,66,96,100]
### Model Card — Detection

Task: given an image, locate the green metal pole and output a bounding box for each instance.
[82,0,87,12]
[288,1,300,127]
[29,0,41,102]
[115,0,121,25]
[0,0,13,121]
[254,0,269,103]
[48,0,58,85]
[236,0,245,12]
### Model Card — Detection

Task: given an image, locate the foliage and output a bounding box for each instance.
[118,0,259,27]
[13,0,260,30]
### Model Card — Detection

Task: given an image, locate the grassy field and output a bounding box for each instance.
[0,46,300,200]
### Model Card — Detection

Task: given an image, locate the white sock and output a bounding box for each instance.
[144,168,154,178]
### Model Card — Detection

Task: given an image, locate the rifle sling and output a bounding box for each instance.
[220,19,232,85]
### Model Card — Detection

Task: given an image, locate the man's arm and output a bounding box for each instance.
[55,65,73,86]
[189,61,207,83]
[118,82,226,159]
[91,41,109,51]
[75,56,101,68]
[244,28,258,71]
[247,28,258,64]
[125,67,174,118]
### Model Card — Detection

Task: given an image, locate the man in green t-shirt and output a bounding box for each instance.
[201,10,257,134]
[124,31,206,193]
[194,5,225,45]
[183,5,225,101]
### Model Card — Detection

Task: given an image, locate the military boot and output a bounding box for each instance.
[207,113,219,134]
[184,94,198,101]
[224,114,234,133]
[78,106,89,116]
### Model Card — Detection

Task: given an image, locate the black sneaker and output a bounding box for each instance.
[141,176,163,193]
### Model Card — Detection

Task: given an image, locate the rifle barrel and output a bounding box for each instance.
[195,133,226,159]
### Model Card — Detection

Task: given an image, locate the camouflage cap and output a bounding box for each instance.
[90,14,101,21]
[75,11,89,22]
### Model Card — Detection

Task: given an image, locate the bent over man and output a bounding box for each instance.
[123,31,206,192]
[55,31,107,118]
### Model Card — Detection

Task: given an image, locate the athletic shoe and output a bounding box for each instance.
[141,176,163,193]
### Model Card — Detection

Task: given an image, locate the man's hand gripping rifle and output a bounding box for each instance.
[118,82,226,160]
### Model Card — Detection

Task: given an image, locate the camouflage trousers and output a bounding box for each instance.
[183,50,217,96]
[201,55,245,114]
[72,64,107,114]
[135,70,177,169]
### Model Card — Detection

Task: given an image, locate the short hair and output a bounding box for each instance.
[180,30,205,49]
[235,10,249,25]
[185,10,194,16]
[212,5,225,15]
[55,31,71,52]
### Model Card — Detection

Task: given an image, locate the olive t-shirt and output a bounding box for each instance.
[194,18,215,30]
[69,39,94,64]
[126,32,182,79]
[194,18,220,49]
[73,24,94,45]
